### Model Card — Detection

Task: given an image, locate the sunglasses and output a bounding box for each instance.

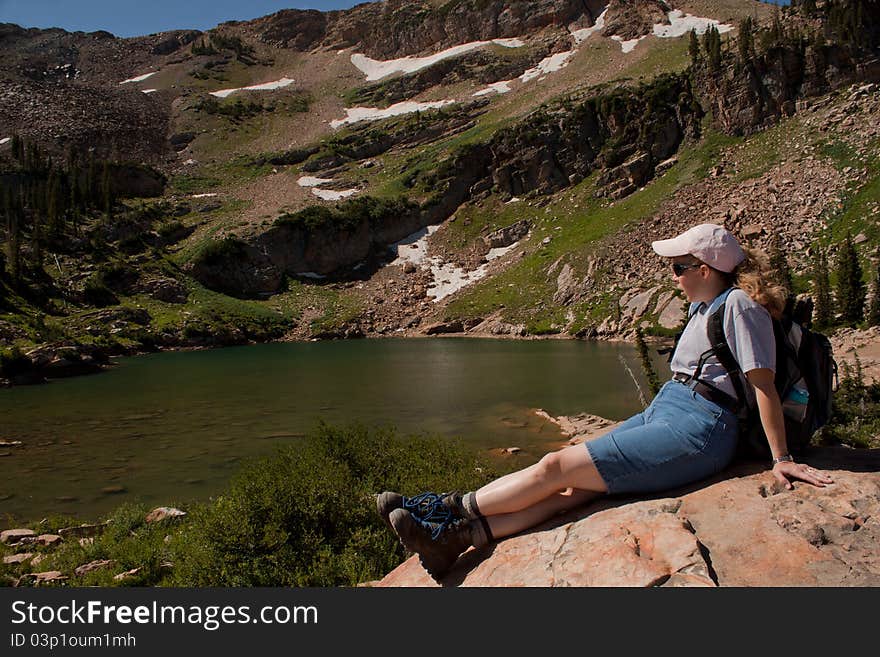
[671,262,702,276]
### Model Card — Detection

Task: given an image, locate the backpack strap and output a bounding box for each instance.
[705,299,749,412]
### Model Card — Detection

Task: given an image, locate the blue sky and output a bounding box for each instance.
[0,1,368,38]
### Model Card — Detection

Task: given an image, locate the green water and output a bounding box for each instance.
[0,338,663,525]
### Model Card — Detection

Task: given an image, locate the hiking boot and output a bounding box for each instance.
[376,490,462,532]
[388,508,474,580]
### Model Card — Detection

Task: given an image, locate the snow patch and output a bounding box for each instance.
[297,176,334,187]
[330,100,455,128]
[142,89,158,94]
[210,77,295,98]
[351,38,524,81]
[612,35,646,53]
[520,51,575,83]
[312,188,358,201]
[391,226,522,302]
[119,72,157,84]
[297,176,359,200]
[654,10,733,38]
[571,8,732,53]
[191,193,218,199]
[473,80,512,97]
[0,137,10,146]
[570,8,607,44]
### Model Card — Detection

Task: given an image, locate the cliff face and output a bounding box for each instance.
[698,43,880,136]
[251,0,605,57]
[249,0,677,58]
[377,447,880,587]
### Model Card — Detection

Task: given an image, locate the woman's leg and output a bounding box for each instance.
[474,443,608,517]
[485,488,599,540]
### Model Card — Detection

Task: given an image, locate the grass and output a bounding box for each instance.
[442,124,741,327]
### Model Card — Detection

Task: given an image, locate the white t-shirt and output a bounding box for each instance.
[670,288,776,402]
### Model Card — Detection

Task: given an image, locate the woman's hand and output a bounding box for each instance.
[772,460,834,490]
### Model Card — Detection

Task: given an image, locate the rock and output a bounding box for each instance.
[553,263,584,305]
[503,447,522,455]
[58,521,111,539]
[483,220,530,249]
[659,296,686,330]
[742,224,764,238]
[145,507,187,523]
[854,233,868,245]
[74,559,116,577]
[35,534,62,546]
[620,286,659,322]
[141,277,188,304]
[17,571,66,586]
[114,567,141,582]
[377,446,880,587]
[1,529,35,545]
[101,485,127,495]
[3,553,34,565]
[422,321,464,335]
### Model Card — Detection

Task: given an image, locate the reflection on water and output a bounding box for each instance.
[0,338,664,524]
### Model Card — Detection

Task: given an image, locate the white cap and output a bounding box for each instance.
[651,223,745,273]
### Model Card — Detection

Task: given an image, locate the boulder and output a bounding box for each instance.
[1,529,35,545]
[145,507,187,523]
[422,321,464,335]
[2,553,34,565]
[377,446,880,587]
[17,571,66,586]
[35,534,62,546]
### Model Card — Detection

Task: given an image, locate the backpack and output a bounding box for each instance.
[672,288,838,459]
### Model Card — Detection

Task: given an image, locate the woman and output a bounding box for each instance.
[378,223,833,580]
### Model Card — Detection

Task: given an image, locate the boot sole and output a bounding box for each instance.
[376,492,403,533]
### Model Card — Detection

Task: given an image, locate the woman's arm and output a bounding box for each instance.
[746,368,834,489]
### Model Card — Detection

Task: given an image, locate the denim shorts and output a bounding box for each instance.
[585,380,739,494]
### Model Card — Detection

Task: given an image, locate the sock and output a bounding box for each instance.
[461,491,482,520]
[468,516,493,548]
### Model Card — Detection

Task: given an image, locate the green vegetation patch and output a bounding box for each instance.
[276,196,417,232]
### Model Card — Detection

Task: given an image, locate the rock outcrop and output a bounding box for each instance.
[377,446,880,587]
[251,0,606,58]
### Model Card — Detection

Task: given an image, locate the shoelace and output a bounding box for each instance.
[403,491,455,540]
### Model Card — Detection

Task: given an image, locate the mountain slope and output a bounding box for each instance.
[2,0,879,381]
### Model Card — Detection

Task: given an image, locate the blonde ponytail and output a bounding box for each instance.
[732,247,788,319]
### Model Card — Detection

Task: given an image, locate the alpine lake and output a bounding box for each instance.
[0,337,666,525]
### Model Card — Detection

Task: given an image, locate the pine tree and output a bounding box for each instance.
[635,327,661,398]
[101,161,113,222]
[835,233,866,326]
[868,250,880,327]
[7,192,22,288]
[738,16,754,62]
[10,134,22,162]
[47,169,63,239]
[768,235,793,300]
[703,26,722,71]
[813,247,832,329]
[688,29,700,65]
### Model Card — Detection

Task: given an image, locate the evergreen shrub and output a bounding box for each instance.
[168,423,497,586]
